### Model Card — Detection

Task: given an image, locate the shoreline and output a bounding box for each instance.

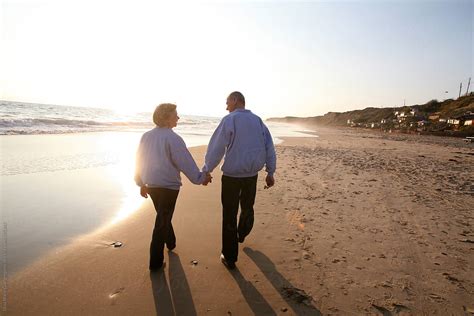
[297,122,474,139]
[3,144,208,279]
[4,127,473,315]
[1,124,317,276]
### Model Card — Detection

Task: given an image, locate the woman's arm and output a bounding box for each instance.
[169,135,206,185]
[134,134,145,187]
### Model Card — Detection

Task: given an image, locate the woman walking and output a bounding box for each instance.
[134,103,210,271]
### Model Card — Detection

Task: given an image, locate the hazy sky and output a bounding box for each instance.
[2,0,472,118]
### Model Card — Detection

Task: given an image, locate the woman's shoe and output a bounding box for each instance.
[220,254,236,269]
[149,262,165,271]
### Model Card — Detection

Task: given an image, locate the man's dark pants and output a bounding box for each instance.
[221,174,258,263]
[148,187,179,269]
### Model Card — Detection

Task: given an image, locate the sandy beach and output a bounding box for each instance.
[3,127,474,315]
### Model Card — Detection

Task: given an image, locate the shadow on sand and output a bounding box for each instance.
[150,252,197,316]
[243,247,322,316]
[229,268,277,315]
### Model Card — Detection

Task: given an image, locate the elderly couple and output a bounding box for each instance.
[135,91,277,271]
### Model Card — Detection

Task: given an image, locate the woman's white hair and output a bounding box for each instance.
[153,103,176,127]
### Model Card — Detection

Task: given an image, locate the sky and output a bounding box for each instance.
[1,0,473,118]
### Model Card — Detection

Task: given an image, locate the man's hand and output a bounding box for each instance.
[202,173,213,186]
[264,174,275,189]
[140,186,148,198]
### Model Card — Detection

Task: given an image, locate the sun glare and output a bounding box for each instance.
[107,159,144,226]
[112,107,141,116]
[95,132,145,225]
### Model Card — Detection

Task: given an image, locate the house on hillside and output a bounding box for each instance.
[395,108,416,123]
[463,113,474,126]
[447,113,474,127]
[447,118,461,125]
[429,112,440,121]
[347,119,358,127]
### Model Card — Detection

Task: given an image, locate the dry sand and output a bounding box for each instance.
[3,127,474,315]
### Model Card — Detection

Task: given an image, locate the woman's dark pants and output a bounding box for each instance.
[148,187,179,269]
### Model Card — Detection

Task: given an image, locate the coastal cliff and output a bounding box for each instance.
[268,94,474,137]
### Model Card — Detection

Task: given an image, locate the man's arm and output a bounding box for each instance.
[263,124,276,175]
[202,118,231,174]
[263,124,276,188]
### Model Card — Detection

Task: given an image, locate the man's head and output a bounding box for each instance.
[226,91,245,112]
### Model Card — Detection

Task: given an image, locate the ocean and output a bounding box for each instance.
[0,99,218,138]
[1,100,316,275]
[0,99,310,139]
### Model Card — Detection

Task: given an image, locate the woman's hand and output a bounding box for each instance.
[140,186,148,198]
[202,173,213,186]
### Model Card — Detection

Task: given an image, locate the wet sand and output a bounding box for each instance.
[3,127,474,315]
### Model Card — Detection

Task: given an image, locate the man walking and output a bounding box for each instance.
[203,91,276,269]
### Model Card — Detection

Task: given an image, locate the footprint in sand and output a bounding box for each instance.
[109,287,125,298]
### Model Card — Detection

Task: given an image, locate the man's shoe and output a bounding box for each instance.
[220,254,236,269]
[238,234,245,243]
[167,243,176,251]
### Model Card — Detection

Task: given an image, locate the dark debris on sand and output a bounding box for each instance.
[281,286,315,306]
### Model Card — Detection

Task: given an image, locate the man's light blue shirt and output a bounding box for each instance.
[203,109,276,178]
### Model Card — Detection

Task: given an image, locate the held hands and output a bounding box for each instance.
[202,172,213,186]
[140,186,148,198]
[264,174,275,189]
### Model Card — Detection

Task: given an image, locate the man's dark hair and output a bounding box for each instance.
[229,91,245,106]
